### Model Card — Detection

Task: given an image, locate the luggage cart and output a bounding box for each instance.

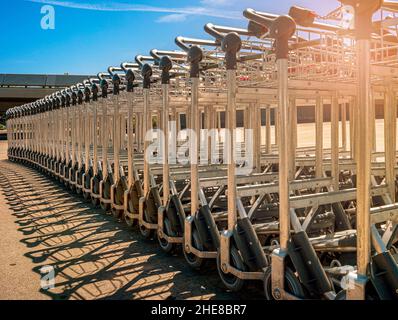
[74,84,87,195]
[97,74,114,211]
[81,81,95,200]
[174,27,278,279]
[5,2,398,300]
[240,3,398,300]
[88,79,106,206]
[211,8,357,295]
[172,29,281,274]
[119,62,143,227]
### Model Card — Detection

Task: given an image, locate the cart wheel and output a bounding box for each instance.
[69,184,76,193]
[139,208,154,239]
[216,246,246,292]
[91,197,100,207]
[100,202,110,212]
[112,208,123,219]
[263,267,305,300]
[158,217,177,253]
[83,191,91,201]
[124,212,137,227]
[335,290,346,300]
[139,224,154,239]
[183,228,207,270]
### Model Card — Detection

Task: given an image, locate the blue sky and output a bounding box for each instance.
[0,0,338,75]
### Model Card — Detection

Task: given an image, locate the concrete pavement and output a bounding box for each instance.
[0,141,260,300]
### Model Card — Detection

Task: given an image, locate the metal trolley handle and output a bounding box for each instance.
[135,55,155,67]
[339,0,382,39]
[244,9,296,60]
[107,67,124,95]
[175,36,217,51]
[135,55,154,89]
[204,23,242,70]
[288,2,395,39]
[150,49,186,61]
[150,50,189,83]
[120,63,139,92]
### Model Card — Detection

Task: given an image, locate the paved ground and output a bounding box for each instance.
[0,141,261,300]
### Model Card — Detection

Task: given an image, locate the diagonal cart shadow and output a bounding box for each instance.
[0,160,261,300]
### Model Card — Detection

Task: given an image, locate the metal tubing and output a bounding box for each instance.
[127,95,134,187]
[315,96,323,178]
[288,97,297,181]
[84,105,90,173]
[65,106,70,167]
[227,69,237,231]
[254,105,261,172]
[356,39,372,276]
[349,99,355,159]
[102,101,108,179]
[143,88,150,195]
[162,83,170,205]
[71,106,76,167]
[341,102,347,152]
[93,102,98,175]
[277,58,290,250]
[384,84,396,202]
[331,93,339,191]
[114,96,120,182]
[190,78,199,214]
[266,106,271,154]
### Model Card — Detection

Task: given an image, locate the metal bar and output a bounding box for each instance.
[384,84,396,202]
[162,83,170,205]
[190,78,199,214]
[331,93,339,191]
[356,39,372,276]
[315,96,323,178]
[278,58,290,250]
[102,100,108,178]
[114,96,120,181]
[127,95,134,187]
[227,69,237,231]
[93,101,98,175]
[143,88,150,195]
[341,102,347,152]
[266,106,271,154]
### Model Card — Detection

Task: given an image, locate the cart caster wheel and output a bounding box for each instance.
[112,208,123,219]
[158,217,177,253]
[216,246,246,292]
[124,213,137,227]
[335,290,346,300]
[183,229,207,270]
[100,202,110,212]
[139,224,155,239]
[263,267,305,300]
[91,197,100,207]
[83,191,91,201]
